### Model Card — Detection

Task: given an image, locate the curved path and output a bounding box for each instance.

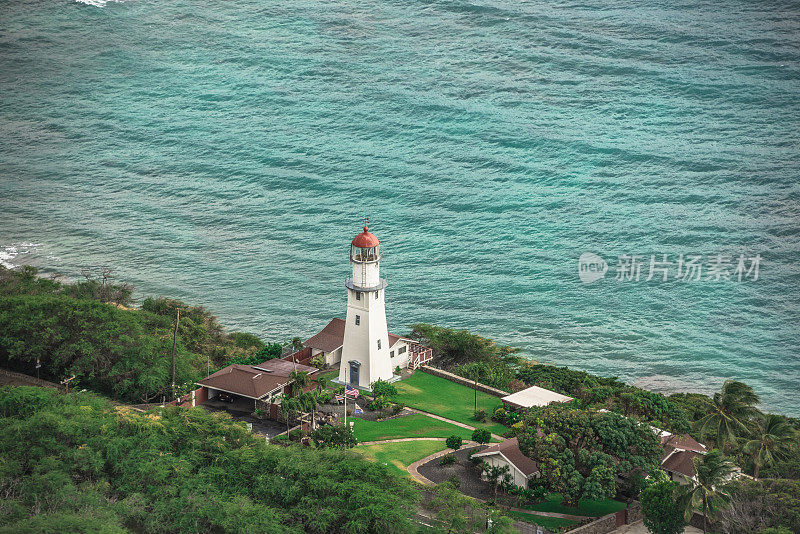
[406,440,479,485]
[404,439,589,523]
[406,407,505,441]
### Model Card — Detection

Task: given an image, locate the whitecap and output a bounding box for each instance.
[75,0,123,7]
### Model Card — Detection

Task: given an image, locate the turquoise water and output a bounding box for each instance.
[1,0,799,414]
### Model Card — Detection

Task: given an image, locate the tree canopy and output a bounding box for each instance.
[517,404,661,505]
[0,266,269,402]
[0,386,418,533]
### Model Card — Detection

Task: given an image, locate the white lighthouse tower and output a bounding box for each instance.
[337,222,394,389]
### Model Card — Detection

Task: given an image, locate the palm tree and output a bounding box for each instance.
[695,380,760,448]
[281,396,300,436]
[743,414,796,479]
[680,449,736,533]
[289,370,310,395]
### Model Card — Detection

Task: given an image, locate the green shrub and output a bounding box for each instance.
[473,409,487,422]
[439,453,456,466]
[446,435,463,451]
[471,428,491,444]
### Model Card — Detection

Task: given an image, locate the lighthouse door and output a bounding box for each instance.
[349,361,360,387]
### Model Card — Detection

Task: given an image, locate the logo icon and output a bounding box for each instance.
[578,253,608,283]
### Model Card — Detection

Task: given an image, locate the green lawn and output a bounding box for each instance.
[352,414,476,442]
[503,510,577,529]
[353,440,447,478]
[524,493,627,517]
[394,372,507,435]
[316,368,340,385]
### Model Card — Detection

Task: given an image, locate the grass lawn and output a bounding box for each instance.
[503,510,577,529]
[352,414,476,442]
[316,368,339,385]
[394,372,507,435]
[353,440,447,478]
[524,493,627,517]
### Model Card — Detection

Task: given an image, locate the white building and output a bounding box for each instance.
[304,224,432,390]
[471,437,541,489]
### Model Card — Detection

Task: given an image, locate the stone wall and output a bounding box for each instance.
[564,514,617,534]
[419,366,509,397]
[625,501,642,524]
[0,368,59,389]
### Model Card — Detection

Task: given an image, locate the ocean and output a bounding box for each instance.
[1,0,798,414]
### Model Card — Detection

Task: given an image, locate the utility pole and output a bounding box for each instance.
[171,306,181,400]
[343,366,347,429]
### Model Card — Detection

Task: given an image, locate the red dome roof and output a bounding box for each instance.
[351,226,380,248]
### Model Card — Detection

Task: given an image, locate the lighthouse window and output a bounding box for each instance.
[375,291,379,299]
[355,315,360,325]
[355,291,361,301]
[377,339,381,350]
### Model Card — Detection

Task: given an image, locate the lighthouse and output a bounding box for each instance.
[337,223,394,389]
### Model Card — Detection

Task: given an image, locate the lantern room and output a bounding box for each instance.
[350,226,381,263]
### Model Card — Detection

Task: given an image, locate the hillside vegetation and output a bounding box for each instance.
[0,386,418,533]
[0,266,279,402]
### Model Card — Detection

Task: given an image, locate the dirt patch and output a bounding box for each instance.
[418,445,492,500]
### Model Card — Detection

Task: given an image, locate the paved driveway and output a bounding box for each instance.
[200,400,286,439]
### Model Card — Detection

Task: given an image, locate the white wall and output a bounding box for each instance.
[338,278,392,388]
[478,454,529,489]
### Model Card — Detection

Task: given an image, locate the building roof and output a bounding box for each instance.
[501,385,573,409]
[305,318,409,353]
[661,433,707,454]
[197,359,318,400]
[198,365,287,400]
[388,333,412,348]
[352,226,380,248]
[304,318,346,353]
[472,438,540,477]
[661,449,702,478]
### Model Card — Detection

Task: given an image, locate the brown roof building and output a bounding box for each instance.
[659,433,708,483]
[197,359,318,401]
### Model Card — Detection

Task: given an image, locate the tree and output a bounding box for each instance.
[472,428,491,445]
[680,450,736,533]
[311,424,358,449]
[695,380,760,449]
[716,478,800,534]
[641,480,685,534]
[425,482,480,534]
[281,396,301,435]
[743,414,797,479]
[446,435,463,451]
[516,406,661,506]
[481,461,512,502]
[289,370,310,395]
[0,386,419,533]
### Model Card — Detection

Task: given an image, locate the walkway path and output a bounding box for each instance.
[407,441,479,485]
[360,437,452,445]
[406,407,505,441]
[499,504,587,522]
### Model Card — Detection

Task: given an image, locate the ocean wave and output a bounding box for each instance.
[0,243,42,269]
[75,0,123,7]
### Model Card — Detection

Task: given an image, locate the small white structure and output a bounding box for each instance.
[501,385,573,410]
[337,224,394,389]
[472,438,540,489]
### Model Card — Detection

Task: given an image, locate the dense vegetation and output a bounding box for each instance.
[0,266,270,402]
[0,386,419,533]
[517,403,662,504]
